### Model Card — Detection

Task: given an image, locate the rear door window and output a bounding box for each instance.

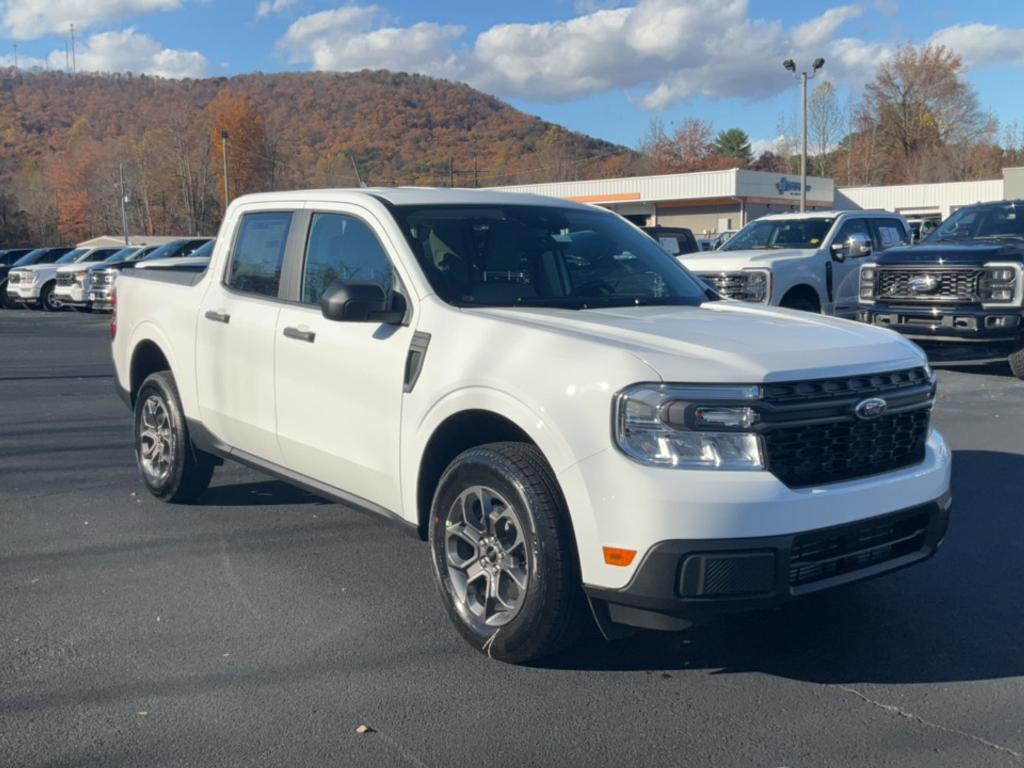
[873,219,910,250]
[226,212,293,298]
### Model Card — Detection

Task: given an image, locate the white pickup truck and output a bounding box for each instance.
[679,211,912,316]
[111,189,951,662]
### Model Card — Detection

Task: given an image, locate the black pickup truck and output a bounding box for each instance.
[857,200,1024,378]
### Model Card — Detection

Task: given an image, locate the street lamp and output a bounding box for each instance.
[782,57,825,212]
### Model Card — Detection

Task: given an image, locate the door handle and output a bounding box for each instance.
[204,310,230,324]
[283,326,316,343]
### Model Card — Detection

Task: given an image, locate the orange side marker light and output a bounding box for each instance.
[603,547,637,567]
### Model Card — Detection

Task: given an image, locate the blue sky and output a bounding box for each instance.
[2,0,1023,151]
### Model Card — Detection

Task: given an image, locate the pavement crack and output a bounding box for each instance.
[835,684,1024,762]
[219,537,263,620]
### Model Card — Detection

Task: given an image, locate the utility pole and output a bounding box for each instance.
[64,41,69,71]
[782,57,825,213]
[448,156,454,188]
[12,43,17,69]
[348,152,366,187]
[473,156,479,188]
[220,129,230,208]
[70,24,76,73]
[119,163,130,245]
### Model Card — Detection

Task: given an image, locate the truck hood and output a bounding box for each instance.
[875,242,1024,266]
[467,302,925,383]
[678,248,814,272]
[56,261,105,273]
[13,263,59,273]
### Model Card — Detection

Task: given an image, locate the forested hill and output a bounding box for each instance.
[0,68,636,244]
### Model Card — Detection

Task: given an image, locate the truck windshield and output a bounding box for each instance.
[103,247,140,263]
[392,205,714,309]
[927,204,1024,243]
[721,218,835,251]
[58,249,88,264]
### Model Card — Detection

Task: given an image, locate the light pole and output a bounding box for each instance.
[220,129,230,209]
[782,57,824,212]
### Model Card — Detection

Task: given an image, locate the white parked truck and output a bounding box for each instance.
[678,211,912,316]
[111,189,951,662]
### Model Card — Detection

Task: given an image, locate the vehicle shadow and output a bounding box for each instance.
[197,479,327,507]
[541,449,1024,686]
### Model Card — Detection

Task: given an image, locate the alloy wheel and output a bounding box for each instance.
[138,395,175,484]
[443,485,531,631]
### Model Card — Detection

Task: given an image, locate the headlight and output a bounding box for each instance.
[23,272,37,285]
[614,384,764,470]
[699,269,771,303]
[979,265,1019,303]
[859,265,876,301]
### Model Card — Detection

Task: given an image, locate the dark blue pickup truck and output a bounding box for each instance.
[857,200,1024,379]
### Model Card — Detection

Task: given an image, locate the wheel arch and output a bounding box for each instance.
[779,282,823,311]
[129,338,172,406]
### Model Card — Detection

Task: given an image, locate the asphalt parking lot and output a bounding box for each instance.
[2,310,1023,768]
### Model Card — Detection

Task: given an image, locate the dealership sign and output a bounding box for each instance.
[775,177,810,196]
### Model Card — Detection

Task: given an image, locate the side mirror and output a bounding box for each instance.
[832,233,872,262]
[321,280,405,324]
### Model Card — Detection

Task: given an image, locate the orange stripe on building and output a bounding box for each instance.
[567,192,642,203]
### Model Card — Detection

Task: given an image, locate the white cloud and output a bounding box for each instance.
[791,5,862,48]
[0,52,48,69]
[47,27,207,78]
[257,0,298,18]
[930,23,1024,68]
[470,0,878,108]
[280,5,463,77]
[1,0,181,39]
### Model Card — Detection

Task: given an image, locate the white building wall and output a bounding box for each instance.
[491,169,740,202]
[835,179,1004,220]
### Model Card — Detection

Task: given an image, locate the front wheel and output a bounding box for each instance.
[134,371,215,502]
[39,283,61,312]
[1009,345,1024,380]
[429,442,588,663]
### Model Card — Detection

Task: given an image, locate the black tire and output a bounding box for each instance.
[429,442,588,663]
[1009,346,1024,380]
[39,282,61,312]
[133,371,215,503]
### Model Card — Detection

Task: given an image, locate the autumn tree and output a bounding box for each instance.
[807,81,844,177]
[856,44,995,183]
[641,118,735,173]
[713,129,752,165]
[208,87,275,210]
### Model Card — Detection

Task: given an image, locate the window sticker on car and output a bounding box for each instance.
[878,226,902,246]
[658,236,681,255]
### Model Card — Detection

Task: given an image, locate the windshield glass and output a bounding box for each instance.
[927,204,1024,242]
[392,205,713,309]
[141,241,185,261]
[103,247,139,263]
[57,249,88,264]
[13,249,47,266]
[721,217,835,251]
[191,240,215,258]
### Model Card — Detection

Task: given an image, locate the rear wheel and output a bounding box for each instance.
[429,442,588,663]
[1009,345,1024,380]
[134,371,216,502]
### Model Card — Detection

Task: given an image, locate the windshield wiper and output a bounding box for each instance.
[973,234,1024,242]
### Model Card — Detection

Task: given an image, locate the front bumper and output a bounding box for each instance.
[858,304,1023,346]
[89,286,113,310]
[586,493,950,631]
[6,282,40,301]
[55,284,90,305]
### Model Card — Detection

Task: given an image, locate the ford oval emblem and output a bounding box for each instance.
[855,397,888,420]
[907,274,939,293]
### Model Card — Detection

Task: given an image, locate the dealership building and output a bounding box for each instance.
[494,166,1024,234]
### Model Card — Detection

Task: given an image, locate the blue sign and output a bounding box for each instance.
[775,177,810,196]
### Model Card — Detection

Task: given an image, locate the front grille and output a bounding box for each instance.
[695,272,763,302]
[56,273,73,287]
[789,508,930,586]
[761,367,932,488]
[875,267,983,303]
[764,409,929,487]
[8,272,21,284]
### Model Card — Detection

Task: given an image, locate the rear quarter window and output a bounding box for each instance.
[226,212,293,298]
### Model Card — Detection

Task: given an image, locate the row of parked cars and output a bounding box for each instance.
[649,201,1024,379]
[0,238,213,312]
